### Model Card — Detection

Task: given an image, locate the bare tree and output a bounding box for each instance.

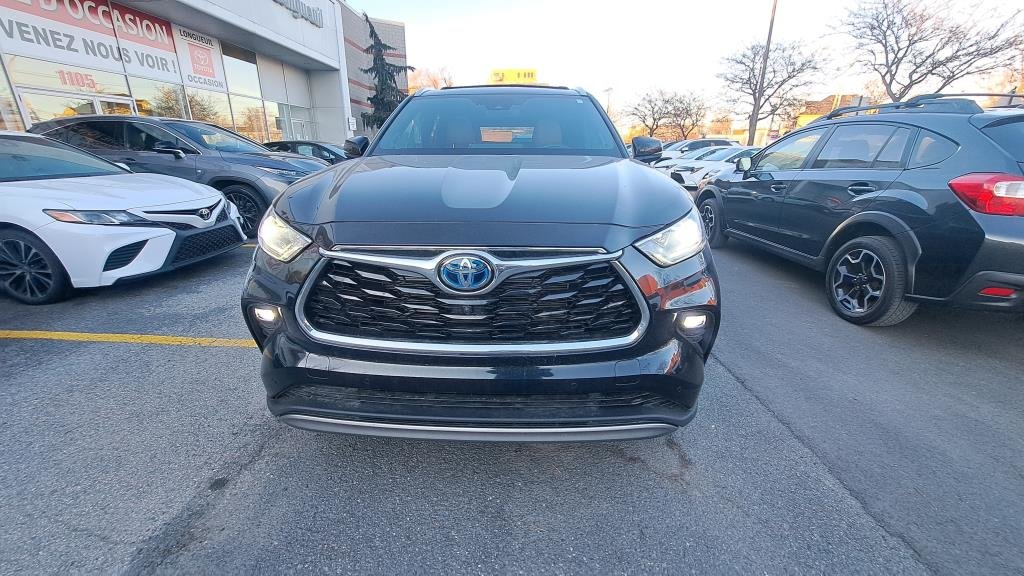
[718,42,820,145]
[667,92,708,140]
[843,0,1023,102]
[408,67,454,91]
[625,90,674,137]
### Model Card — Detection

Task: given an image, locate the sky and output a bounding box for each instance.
[348,0,1014,114]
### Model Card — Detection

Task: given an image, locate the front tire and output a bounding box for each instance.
[826,236,917,326]
[699,197,728,248]
[0,229,71,305]
[222,184,266,239]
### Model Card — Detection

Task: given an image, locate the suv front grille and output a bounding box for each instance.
[302,257,644,344]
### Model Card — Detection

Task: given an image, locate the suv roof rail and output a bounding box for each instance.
[440,84,571,90]
[820,92,1024,121]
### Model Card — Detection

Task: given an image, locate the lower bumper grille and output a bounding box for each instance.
[302,255,645,344]
[279,385,683,411]
[171,225,241,264]
[103,240,147,271]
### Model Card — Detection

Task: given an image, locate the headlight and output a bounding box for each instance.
[254,166,307,178]
[258,210,311,262]
[634,208,706,266]
[44,209,149,225]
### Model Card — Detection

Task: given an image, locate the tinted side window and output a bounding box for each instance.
[312,145,336,161]
[812,124,897,169]
[909,130,957,168]
[126,122,183,152]
[873,127,912,168]
[64,121,125,150]
[755,128,827,171]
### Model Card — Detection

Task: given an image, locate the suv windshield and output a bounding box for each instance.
[164,121,266,153]
[373,93,623,156]
[0,136,124,182]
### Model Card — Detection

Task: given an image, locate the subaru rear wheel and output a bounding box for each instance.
[826,236,917,326]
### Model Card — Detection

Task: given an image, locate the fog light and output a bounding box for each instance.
[679,313,708,330]
[979,286,1016,298]
[253,305,280,325]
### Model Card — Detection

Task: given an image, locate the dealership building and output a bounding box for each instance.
[0,0,406,143]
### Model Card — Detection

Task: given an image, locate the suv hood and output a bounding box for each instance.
[282,154,691,228]
[228,151,327,173]
[0,173,220,210]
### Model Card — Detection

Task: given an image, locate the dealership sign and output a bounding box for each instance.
[172,24,226,92]
[0,0,181,83]
[272,0,322,28]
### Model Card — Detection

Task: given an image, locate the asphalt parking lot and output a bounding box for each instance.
[1,241,1022,575]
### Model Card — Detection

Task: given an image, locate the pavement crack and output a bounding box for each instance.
[119,422,279,576]
[708,352,938,576]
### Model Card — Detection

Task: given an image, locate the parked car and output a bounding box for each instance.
[0,131,245,304]
[652,146,728,173]
[698,94,1024,326]
[242,85,720,441]
[28,116,329,237]
[657,138,739,162]
[265,140,351,164]
[670,146,760,190]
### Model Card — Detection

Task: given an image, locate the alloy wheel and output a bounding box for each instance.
[0,239,54,300]
[700,204,716,237]
[831,248,885,314]
[226,192,261,235]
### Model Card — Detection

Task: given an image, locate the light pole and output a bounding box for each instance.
[749,0,778,146]
[603,87,613,113]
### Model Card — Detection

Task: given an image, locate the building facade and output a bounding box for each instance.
[0,0,406,144]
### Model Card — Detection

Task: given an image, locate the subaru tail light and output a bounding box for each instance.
[948,173,1024,216]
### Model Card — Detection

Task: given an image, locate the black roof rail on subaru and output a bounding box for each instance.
[818,93,1024,122]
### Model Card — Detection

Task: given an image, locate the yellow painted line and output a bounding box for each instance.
[0,330,257,348]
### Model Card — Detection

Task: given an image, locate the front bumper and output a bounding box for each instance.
[242,245,720,441]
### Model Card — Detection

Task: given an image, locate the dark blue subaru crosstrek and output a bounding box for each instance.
[241,86,720,441]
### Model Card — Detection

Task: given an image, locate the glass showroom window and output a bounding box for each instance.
[4,55,130,96]
[0,60,24,131]
[185,88,232,128]
[230,94,268,142]
[222,43,262,99]
[129,77,187,119]
[265,101,285,141]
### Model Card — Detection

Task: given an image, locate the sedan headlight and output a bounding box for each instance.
[634,208,706,266]
[254,166,307,179]
[258,210,311,262]
[44,209,149,225]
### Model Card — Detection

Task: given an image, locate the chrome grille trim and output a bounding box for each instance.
[295,248,651,356]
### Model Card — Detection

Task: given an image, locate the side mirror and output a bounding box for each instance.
[631,136,662,158]
[153,141,185,159]
[114,162,132,172]
[343,135,370,158]
[736,156,752,173]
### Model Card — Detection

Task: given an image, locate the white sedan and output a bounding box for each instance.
[0,131,246,304]
[651,147,726,174]
[669,146,760,189]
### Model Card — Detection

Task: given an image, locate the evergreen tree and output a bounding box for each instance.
[360,13,414,130]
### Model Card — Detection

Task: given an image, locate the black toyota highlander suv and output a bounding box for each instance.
[241,85,720,441]
[698,94,1024,326]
